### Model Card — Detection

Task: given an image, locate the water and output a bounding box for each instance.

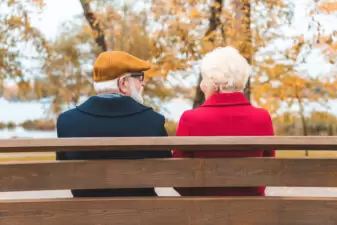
[1,99,337,199]
[0,127,56,139]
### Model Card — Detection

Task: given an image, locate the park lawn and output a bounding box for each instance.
[276,150,337,157]
[0,155,55,162]
[1,151,337,162]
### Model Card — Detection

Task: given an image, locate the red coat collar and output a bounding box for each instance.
[201,92,250,107]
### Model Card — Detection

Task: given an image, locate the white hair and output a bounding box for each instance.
[200,46,251,92]
[93,74,144,104]
[93,79,119,94]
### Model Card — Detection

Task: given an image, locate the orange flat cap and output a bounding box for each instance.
[93,51,151,82]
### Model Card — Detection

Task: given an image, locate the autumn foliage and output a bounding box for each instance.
[0,0,336,135]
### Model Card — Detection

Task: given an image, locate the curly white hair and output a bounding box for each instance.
[200,46,251,92]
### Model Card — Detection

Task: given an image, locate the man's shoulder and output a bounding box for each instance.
[140,107,165,122]
[58,107,78,119]
[56,107,80,127]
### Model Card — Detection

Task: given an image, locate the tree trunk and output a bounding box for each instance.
[193,75,205,108]
[79,0,107,52]
[298,97,309,156]
[244,77,251,102]
[193,0,223,108]
[192,0,252,108]
[236,0,252,102]
[328,124,334,136]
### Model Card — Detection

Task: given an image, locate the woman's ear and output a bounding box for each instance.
[200,79,208,93]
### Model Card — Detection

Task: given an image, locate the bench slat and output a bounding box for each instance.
[2,158,337,191]
[1,136,337,153]
[1,197,336,225]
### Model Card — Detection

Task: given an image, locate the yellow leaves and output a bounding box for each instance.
[203,30,217,41]
[32,0,44,8]
[189,9,199,18]
[92,19,99,28]
[264,0,285,8]
[200,41,215,54]
[83,25,92,34]
[91,30,100,40]
[104,32,111,38]
[210,1,222,9]
[8,16,23,26]
[144,65,162,79]
[165,120,178,136]
[113,30,121,36]
[17,81,31,94]
[0,49,8,55]
[317,2,337,13]
[296,35,305,43]
[7,0,16,6]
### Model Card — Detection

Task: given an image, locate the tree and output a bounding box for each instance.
[193,0,223,108]
[41,3,186,115]
[150,0,291,108]
[41,16,100,114]
[79,0,107,51]
[253,0,337,117]
[273,111,337,136]
[0,0,48,91]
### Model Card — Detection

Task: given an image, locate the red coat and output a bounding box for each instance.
[173,92,275,196]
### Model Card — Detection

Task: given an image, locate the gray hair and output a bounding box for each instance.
[200,46,251,92]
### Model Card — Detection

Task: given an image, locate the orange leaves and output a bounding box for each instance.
[317,1,337,13]
[83,25,92,34]
[1,0,49,84]
[8,16,23,26]
[32,0,44,8]
[7,0,15,6]
[189,9,199,18]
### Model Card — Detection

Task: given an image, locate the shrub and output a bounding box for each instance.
[7,121,16,129]
[21,119,56,131]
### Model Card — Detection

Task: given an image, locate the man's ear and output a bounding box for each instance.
[118,77,128,94]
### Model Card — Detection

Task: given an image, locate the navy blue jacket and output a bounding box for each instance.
[56,95,171,197]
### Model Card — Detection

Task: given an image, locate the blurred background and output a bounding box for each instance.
[0,0,336,158]
[0,0,337,199]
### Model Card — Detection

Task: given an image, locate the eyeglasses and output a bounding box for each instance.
[129,72,144,81]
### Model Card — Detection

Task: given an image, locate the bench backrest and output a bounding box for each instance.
[1,136,337,225]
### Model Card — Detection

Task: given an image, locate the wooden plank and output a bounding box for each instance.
[2,158,337,191]
[0,136,337,153]
[0,197,336,225]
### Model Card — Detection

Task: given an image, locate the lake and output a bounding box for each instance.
[1,99,337,199]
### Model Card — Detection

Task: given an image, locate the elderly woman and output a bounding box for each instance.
[173,46,275,196]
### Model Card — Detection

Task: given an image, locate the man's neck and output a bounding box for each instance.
[97,92,123,98]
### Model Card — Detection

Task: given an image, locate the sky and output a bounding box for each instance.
[18,0,337,120]
[30,0,84,40]
[29,0,335,78]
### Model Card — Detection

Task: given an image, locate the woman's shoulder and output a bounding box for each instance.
[251,106,272,117]
[249,106,273,126]
[179,108,200,121]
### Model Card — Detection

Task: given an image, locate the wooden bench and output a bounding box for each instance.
[1,136,337,225]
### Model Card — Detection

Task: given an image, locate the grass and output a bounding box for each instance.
[0,153,55,162]
[276,151,337,157]
[1,151,337,163]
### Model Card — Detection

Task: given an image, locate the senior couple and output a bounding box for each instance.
[56,46,274,198]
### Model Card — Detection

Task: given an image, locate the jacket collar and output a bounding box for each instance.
[76,95,152,117]
[201,92,250,107]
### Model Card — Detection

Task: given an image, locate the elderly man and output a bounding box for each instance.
[56,51,171,197]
